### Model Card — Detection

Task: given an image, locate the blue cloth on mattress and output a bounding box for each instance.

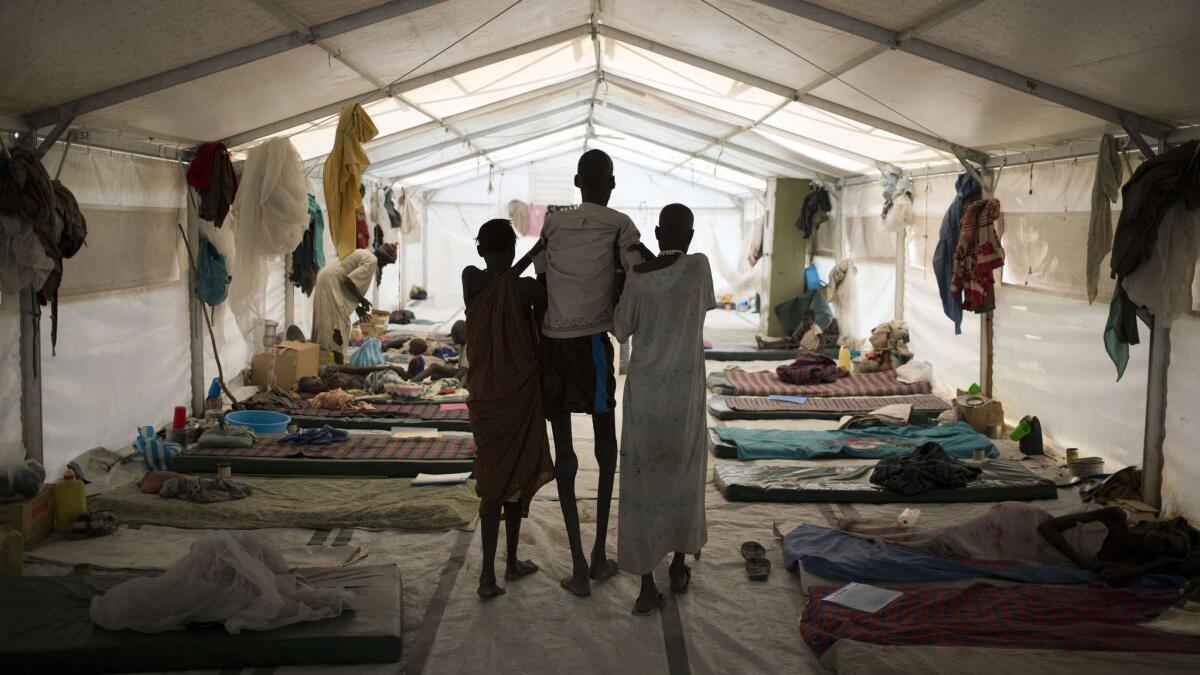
[782,523,1183,587]
[712,422,996,461]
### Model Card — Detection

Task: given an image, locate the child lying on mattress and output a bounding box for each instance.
[755,309,822,351]
[839,502,1196,586]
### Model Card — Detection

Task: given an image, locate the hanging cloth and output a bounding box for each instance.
[931,173,981,334]
[795,186,831,238]
[227,137,308,352]
[323,104,378,259]
[40,180,89,352]
[950,198,1005,313]
[1085,134,1123,304]
[397,186,421,241]
[508,199,530,235]
[383,187,402,229]
[372,223,386,284]
[1103,139,1200,378]
[289,194,325,296]
[197,235,231,306]
[186,143,238,227]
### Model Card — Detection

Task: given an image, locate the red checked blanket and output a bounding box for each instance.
[725,369,932,397]
[802,582,1200,656]
[725,394,949,413]
[292,402,469,420]
[184,434,475,461]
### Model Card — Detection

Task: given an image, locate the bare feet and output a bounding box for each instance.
[477,574,506,599]
[505,559,539,582]
[755,335,765,349]
[669,560,691,594]
[589,557,619,582]
[560,570,591,597]
[632,591,667,616]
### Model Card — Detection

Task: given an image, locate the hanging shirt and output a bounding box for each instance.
[533,202,643,338]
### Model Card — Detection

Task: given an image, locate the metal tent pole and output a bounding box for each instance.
[185,191,205,415]
[16,131,43,463]
[894,229,906,320]
[1140,136,1173,509]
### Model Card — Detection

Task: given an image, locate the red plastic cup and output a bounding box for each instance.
[172,405,187,429]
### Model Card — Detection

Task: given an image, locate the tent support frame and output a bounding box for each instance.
[16,131,43,464]
[748,0,1173,138]
[1141,134,1172,509]
[25,0,450,129]
[185,192,206,416]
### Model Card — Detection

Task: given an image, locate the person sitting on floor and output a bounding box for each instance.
[614,203,715,616]
[839,501,1195,586]
[463,219,555,598]
[414,320,469,384]
[405,338,427,380]
[755,308,822,351]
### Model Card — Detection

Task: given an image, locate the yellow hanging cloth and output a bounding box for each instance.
[323,103,378,259]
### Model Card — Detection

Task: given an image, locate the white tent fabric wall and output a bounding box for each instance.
[0,295,21,458]
[1163,318,1200,522]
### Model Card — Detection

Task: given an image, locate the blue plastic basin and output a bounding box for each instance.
[225,410,291,434]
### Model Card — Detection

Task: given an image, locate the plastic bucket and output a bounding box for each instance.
[1069,457,1105,478]
[225,410,291,434]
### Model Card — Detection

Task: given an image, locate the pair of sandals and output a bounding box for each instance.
[631,562,692,616]
[67,511,118,540]
[741,541,770,581]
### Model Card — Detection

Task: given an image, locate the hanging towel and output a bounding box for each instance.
[508,199,530,235]
[41,179,88,352]
[931,173,980,334]
[1086,134,1123,304]
[383,187,402,229]
[186,143,237,227]
[323,104,378,259]
[951,198,1004,312]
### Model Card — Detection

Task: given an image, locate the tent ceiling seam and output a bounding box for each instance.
[594,24,990,164]
[747,0,1173,138]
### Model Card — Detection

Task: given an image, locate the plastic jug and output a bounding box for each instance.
[838,345,852,371]
[54,469,86,532]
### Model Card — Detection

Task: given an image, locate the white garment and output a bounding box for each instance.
[0,213,54,293]
[312,248,377,358]
[1122,202,1199,323]
[227,137,308,350]
[883,193,915,232]
[367,185,386,231]
[533,202,643,338]
[614,254,715,574]
[895,359,933,384]
[90,533,352,634]
[397,187,422,241]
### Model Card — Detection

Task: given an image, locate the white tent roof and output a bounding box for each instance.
[4,0,1199,195]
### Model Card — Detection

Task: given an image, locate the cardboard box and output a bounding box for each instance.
[252,340,319,391]
[0,483,54,547]
[954,389,1004,433]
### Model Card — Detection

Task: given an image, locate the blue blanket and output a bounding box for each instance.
[712,422,996,461]
[783,523,1182,587]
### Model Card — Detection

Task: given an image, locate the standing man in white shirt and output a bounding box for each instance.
[534,149,652,597]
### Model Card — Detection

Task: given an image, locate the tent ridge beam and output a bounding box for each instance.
[219,23,592,148]
[747,0,1173,138]
[595,24,990,164]
[25,0,450,129]
[306,73,595,168]
[369,99,591,172]
[602,102,830,180]
[388,119,584,181]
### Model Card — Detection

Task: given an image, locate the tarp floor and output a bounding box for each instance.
[26,355,1099,674]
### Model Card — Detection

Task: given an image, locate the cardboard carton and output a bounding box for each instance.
[954,389,1004,434]
[252,340,319,391]
[0,483,54,547]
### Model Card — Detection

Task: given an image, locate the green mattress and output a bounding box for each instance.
[714,460,1058,503]
[0,565,402,673]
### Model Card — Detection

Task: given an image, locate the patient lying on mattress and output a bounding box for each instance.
[839,502,1195,586]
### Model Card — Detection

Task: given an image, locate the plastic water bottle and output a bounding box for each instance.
[838,345,852,370]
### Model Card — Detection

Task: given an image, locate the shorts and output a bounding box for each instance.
[542,333,616,418]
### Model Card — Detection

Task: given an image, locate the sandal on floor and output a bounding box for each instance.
[741,541,766,560]
[68,511,118,539]
[632,592,668,616]
[671,564,691,594]
[746,556,770,582]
